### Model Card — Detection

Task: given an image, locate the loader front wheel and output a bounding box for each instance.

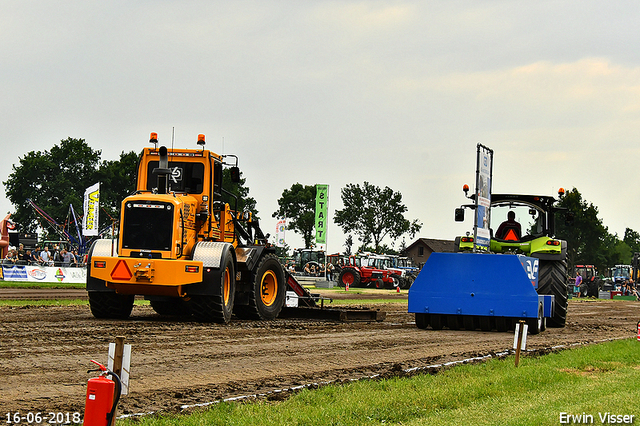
[88,291,134,319]
[537,259,568,328]
[190,254,236,323]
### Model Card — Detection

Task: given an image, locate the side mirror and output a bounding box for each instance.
[455,208,465,222]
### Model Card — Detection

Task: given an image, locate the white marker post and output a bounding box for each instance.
[513,321,528,367]
[107,336,132,426]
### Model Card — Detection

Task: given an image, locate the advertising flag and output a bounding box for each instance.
[83,182,100,236]
[315,184,329,245]
[275,218,286,247]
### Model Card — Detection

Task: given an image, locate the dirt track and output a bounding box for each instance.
[1,292,639,417]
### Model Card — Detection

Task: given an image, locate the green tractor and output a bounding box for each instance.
[455,188,572,327]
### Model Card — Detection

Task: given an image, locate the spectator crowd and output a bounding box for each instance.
[2,243,86,267]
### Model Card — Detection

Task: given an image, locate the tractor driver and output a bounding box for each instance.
[495,211,521,240]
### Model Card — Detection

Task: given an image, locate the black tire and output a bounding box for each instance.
[430,314,443,330]
[526,303,544,335]
[415,313,429,329]
[234,254,285,321]
[495,317,508,332]
[150,299,189,316]
[189,254,236,323]
[401,274,416,289]
[338,268,361,288]
[586,279,600,298]
[537,259,568,328]
[478,316,492,331]
[463,315,476,331]
[375,279,385,289]
[88,291,134,319]
[447,315,461,330]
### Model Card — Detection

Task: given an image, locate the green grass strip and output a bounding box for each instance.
[119,338,640,426]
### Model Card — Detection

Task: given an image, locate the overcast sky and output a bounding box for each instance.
[2,1,640,253]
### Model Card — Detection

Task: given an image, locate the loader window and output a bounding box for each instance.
[146,162,205,194]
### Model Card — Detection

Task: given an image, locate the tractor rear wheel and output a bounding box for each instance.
[537,259,568,328]
[88,291,134,319]
[338,268,361,288]
[234,254,285,320]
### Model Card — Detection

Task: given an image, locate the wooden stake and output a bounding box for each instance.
[515,321,525,367]
[110,336,125,426]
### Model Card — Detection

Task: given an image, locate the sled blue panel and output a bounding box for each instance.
[408,253,541,319]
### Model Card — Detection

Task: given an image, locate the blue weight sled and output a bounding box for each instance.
[408,252,554,333]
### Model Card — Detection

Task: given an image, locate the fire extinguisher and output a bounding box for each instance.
[83,360,122,426]
[637,321,640,342]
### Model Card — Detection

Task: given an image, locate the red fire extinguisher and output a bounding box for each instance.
[637,321,640,342]
[83,360,122,426]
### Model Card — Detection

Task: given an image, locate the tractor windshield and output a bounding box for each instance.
[491,203,546,240]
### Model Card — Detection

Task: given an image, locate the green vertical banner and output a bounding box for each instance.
[315,184,329,245]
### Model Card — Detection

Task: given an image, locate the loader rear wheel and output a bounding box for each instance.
[88,291,134,319]
[537,259,568,328]
[415,313,429,329]
[234,254,285,321]
[190,254,236,323]
[338,268,361,288]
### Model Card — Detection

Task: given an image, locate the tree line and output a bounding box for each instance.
[3,138,637,273]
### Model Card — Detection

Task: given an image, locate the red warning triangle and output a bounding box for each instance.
[504,229,519,241]
[111,260,132,281]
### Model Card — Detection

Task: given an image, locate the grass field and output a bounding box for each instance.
[119,338,640,426]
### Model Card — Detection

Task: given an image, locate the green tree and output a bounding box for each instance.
[555,187,610,271]
[623,228,640,255]
[3,138,138,238]
[334,181,422,252]
[221,168,258,218]
[272,183,316,248]
[95,150,141,229]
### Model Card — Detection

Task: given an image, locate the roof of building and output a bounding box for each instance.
[406,238,456,253]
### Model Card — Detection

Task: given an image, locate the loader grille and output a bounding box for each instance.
[122,202,174,251]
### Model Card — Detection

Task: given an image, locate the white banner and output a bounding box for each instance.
[1,265,87,283]
[83,182,100,236]
[275,218,286,247]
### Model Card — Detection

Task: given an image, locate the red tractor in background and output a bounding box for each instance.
[336,254,397,289]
